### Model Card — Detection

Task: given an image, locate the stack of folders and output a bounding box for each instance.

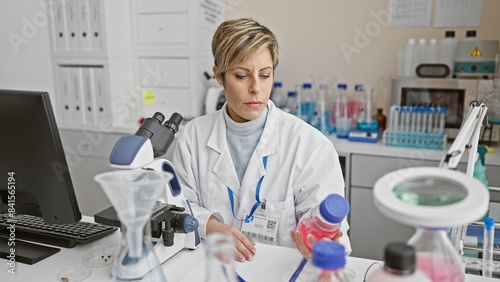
[58,66,107,126]
[49,0,102,51]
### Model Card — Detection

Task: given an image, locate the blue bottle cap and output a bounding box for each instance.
[319,194,350,224]
[485,217,495,231]
[354,84,363,91]
[441,107,447,113]
[312,241,346,269]
[337,84,347,89]
[303,83,312,89]
[288,91,296,97]
[274,82,282,88]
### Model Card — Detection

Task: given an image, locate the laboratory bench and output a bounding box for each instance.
[0,216,494,282]
[57,129,500,263]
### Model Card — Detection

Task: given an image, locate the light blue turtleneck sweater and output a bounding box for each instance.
[224,106,268,184]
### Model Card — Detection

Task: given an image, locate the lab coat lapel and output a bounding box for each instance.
[240,102,280,199]
[207,109,241,197]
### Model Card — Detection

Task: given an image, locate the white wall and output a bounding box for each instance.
[0,0,55,98]
[226,0,500,111]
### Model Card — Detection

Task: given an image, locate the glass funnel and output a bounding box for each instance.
[310,74,337,135]
[94,170,172,282]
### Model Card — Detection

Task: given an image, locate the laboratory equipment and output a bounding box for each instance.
[404,38,417,77]
[454,31,499,78]
[482,54,500,123]
[357,85,378,131]
[94,112,201,274]
[334,84,351,138]
[366,243,430,282]
[286,91,299,115]
[300,83,316,123]
[94,170,169,281]
[203,71,226,115]
[205,233,238,282]
[439,31,458,78]
[309,241,353,282]
[271,82,287,109]
[310,74,337,135]
[482,217,495,278]
[374,101,490,281]
[296,194,350,249]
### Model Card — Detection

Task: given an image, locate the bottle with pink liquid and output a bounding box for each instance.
[297,194,350,249]
[408,227,464,282]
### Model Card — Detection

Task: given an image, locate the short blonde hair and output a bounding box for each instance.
[212,18,279,75]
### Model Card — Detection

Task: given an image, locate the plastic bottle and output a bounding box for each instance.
[300,83,316,123]
[404,38,417,77]
[427,38,439,64]
[271,82,287,109]
[366,243,431,282]
[308,241,353,282]
[205,233,238,282]
[438,31,458,77]
[296,194,350,249]
[357,85,378,131]
[414,38,427,71]
[408,227,464,281]
[286,91,298,115]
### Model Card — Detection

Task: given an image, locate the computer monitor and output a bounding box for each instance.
[0,89,81,224]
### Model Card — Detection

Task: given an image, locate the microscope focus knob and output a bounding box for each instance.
[173,214,199,233]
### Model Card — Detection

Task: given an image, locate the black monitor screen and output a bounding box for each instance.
[0,89,81,224]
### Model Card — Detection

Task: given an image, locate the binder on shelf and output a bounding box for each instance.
[77,0,92,51]
[65,0,79,50]
[69,67,86,124]
[49,0,68,51]
[82,67,97,125]
[58,66,73,123]
[88,0,102,51]
[93,67,107,124]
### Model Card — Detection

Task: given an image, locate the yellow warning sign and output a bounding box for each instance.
[470,46,483,57]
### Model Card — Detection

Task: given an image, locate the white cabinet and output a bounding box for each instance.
[137,14,189,44]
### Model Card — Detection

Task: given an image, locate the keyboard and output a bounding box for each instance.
[0,214,117,248]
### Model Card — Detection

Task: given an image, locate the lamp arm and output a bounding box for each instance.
[439,102,488,171]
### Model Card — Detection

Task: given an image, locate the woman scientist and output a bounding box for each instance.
[172,18,350,262]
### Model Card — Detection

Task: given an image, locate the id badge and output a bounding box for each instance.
[241,214,279,242]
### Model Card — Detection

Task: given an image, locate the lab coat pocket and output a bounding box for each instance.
[260,196,295,247]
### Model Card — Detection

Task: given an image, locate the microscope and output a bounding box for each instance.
[94,112,201,266]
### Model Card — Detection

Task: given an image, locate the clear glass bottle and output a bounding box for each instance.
[366,243,431,282]
[408,227,464,281]
[300,83,316,123]
[271,82,287,109]
[307,241,353,282]
[205,233,238,282]
[297,194,350,249]
[286,91,298,115]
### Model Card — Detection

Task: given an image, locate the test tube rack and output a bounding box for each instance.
[383,130,447,150]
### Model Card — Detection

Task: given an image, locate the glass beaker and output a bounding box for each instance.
[205,233,238,282]
[94,170,171,282]
[408,227,464,281]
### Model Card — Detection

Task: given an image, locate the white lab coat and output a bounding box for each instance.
[172,101,351,254]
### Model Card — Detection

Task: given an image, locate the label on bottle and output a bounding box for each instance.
[241,214,279,242]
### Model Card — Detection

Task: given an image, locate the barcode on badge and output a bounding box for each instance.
[242,231,276,241]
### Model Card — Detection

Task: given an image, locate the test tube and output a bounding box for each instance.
[410,107,417,134]
[415,107,422,133]
[422,107,428,134]
[405,107,411,134]
[427,108,434,134]
[434,107,441,133]
[483,217,495,278]
[438,107,446,134]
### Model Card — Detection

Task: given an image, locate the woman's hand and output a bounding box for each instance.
[206,218,256,262]
[290,230,343,259]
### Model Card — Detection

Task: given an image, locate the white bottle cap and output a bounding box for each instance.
[408,38,416,45]
[430,38,437,45]
[419,38,426,45]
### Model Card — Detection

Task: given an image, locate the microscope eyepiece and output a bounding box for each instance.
[164,113,183,134]
[152,112,165,124]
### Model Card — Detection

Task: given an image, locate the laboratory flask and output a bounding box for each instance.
[307,241,353,282]
[205,233,238,282]
[297,194,350,249]
[94,170,169,282]
[408,227,464,281]
[366,243,430,282]
[310,74,337,135]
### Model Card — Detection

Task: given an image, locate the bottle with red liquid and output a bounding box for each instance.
[297,194,350,249]
[408,227,464,281]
